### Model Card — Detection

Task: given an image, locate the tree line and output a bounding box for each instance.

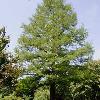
[0,0,100,100]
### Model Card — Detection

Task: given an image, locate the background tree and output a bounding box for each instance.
[16,0,93,99]
[0,27,21,97]
[68,60,100,100]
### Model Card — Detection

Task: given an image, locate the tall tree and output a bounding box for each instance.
[17,0,93,99]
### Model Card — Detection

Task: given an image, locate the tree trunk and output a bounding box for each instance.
[50,82,55,100]
[90,84,98,100]
[29,88,35,100]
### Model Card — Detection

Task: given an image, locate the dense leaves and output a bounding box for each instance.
[16,0,93,99]
[0,28,21,97]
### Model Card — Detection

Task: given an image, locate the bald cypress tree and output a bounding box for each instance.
[17,0,93,99]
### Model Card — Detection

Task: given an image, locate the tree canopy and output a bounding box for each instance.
[16,0,93,99]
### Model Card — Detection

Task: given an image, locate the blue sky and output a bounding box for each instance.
[0,0,100,59]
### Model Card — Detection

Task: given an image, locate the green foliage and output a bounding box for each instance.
[68,61,100,100]
[16,0,93,99]
[0,28,21,97]
[0,92,31,100]
[0,92,23,100]
[34,87,50,100]
[0,27,9,51]
[16,76,41,98]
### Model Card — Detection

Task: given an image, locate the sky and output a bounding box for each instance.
[0,0,100,60]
